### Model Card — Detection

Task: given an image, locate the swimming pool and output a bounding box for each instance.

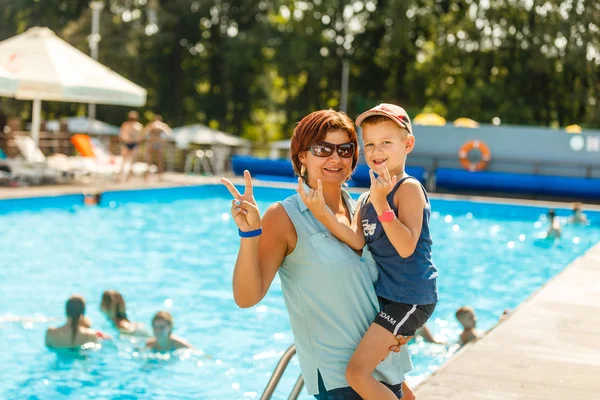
[1,185,598,399]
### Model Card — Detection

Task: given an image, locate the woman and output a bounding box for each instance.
[221,110,413,399]
[145,311,192,352]
[100,290,145,334]
[45,294,109,349]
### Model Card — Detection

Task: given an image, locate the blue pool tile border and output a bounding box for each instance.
[0,193,85,215]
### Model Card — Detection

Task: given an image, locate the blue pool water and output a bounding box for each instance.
[1,185,599,399]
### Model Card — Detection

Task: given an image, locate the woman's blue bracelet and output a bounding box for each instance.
[239,228,262,238]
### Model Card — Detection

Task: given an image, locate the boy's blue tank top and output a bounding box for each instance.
[361,176,438,305]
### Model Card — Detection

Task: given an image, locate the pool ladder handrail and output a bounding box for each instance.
[184,149,215,175]
[260,344,304,400]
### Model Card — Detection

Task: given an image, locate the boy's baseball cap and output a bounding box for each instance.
[355,103,412,135]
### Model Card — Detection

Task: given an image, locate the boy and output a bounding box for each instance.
[456,306,482,346]
[146,311,192,352]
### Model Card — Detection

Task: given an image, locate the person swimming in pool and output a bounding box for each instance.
[455,306,483,346]
[546,209,562,239]
[415,324,445,345]
[119,110,143,181]
[100,290,147,335]
[569,202,588,225]
[45,294,110,349]
[145,311,191,352]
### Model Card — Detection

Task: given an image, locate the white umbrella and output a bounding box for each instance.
[172,124,250,148]
[45,116,120,135]
[0,65,17,96]
[0,27,146,146]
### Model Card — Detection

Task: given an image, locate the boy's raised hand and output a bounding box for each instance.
[389,335,410,352]
[297,178,328,219]
[221,170,261,232]
[369,163,397,207]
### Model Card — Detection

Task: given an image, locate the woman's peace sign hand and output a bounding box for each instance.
[221,170,261,232]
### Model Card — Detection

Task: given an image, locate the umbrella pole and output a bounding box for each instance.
[31,98,42,150]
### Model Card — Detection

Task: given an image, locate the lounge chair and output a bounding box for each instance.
[70,134,151,177]
[12,134,85,175]
[3,135,72,185]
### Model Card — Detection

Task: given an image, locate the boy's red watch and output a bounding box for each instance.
[378,209,395,223]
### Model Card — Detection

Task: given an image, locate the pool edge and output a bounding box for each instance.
[414,241,600,398]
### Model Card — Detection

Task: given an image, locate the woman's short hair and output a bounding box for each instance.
[289,109,359,178]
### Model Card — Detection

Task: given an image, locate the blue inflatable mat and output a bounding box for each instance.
[232,155,295,177]
[436,168,600,198]
[232,155,426,188]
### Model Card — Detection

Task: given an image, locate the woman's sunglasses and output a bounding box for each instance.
[307,142,355,158]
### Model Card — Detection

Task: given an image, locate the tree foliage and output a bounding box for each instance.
[1,0,598,138]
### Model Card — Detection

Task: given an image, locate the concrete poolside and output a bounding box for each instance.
[414,243,600,399]
[2,174,600,399]
[0,173,222,200]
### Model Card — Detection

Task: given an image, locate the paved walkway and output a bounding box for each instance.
[0,173,221,200]
[415,242,600,399]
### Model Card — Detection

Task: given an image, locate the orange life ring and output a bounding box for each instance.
[458,140,491,172]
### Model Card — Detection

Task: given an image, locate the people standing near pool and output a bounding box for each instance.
[222,109,413,399]
[141,114,173,181]
[45,294,110,349]
[119,110,143,181]
[145,311,192,351]
[100,290,146,335]
[298,104,437,400]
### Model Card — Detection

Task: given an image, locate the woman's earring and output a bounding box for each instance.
[300,164,306,178]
